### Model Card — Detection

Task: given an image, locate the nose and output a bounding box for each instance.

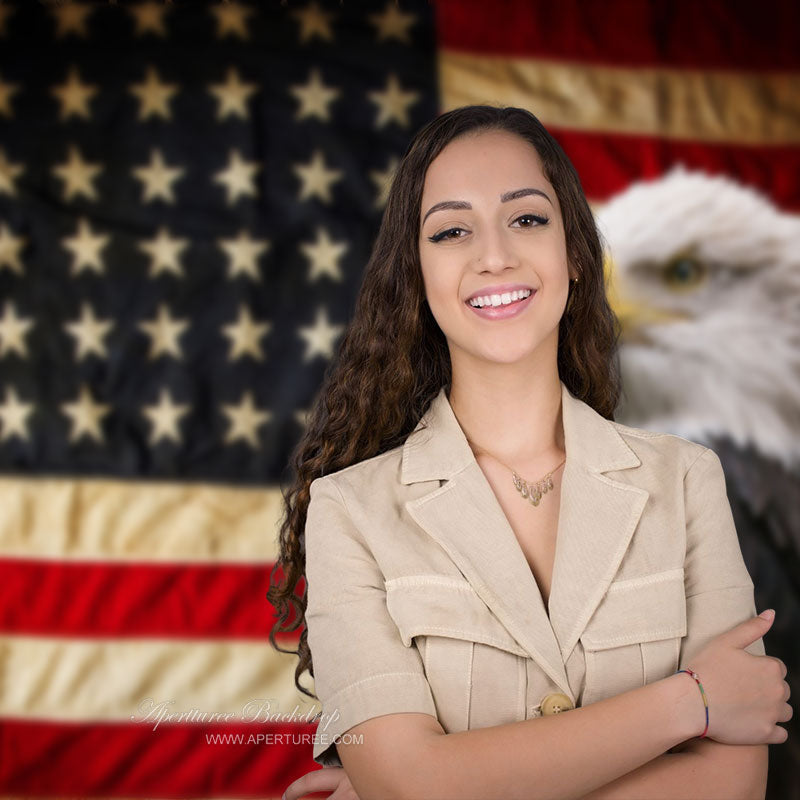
[474,224,520,272]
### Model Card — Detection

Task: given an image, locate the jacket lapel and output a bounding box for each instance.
[401,381,649,699]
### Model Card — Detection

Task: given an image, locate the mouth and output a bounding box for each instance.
[465,288,536,320]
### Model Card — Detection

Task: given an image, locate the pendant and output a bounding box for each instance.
[513,470,555,507]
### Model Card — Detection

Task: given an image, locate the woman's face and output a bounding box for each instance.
[418,129,574,369]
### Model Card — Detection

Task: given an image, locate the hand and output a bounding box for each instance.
[684,610,792,745]
[283,765,361,800]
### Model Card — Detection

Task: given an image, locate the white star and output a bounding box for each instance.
[131,148,186,203]
[369,155,399,209]
[221,305,271,361]
[213,148,260,204]
[141,388,190,445]
[218,229,270,280]
[127,1,171,37]
[60,383,110,444]
[0,72,20,117]
[209,1,255,39]
[63,302,114,360]
[290,1,335,43]
[138,226,189,278]
[299,226,347,282]
[292,149,343,204]
[208,66,259,120]
[0,5,16,37]
[368,73,419,128]
[51,2,94,38]
[129,65,179,121]
[221,391,271,448]
[289,68,340,122]
[138,304,189,359]
[298,306,344,361]
[368,2,417,43]
[0,222,26,274]
[51,65,98,120]
[0,386,34,442]
[61,217,110,276]
[52,144,103,202]
[0,302,34,358]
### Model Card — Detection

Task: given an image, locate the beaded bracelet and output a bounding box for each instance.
[675,667,709,738]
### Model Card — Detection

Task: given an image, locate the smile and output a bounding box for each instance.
[468,288,532,308]
[465,289,535,320]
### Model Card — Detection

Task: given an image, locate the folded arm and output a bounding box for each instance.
[578,739,768,800]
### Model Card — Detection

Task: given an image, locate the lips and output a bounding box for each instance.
[465,283,534,303]
[466,289,536,320]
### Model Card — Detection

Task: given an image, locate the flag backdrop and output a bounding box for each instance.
[0,0,797,797]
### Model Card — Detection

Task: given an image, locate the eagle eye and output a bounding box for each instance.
[663,255,705,290]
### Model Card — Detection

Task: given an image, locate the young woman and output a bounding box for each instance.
[269,105,791,800]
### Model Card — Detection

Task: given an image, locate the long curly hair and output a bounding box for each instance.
[267,105,621,698]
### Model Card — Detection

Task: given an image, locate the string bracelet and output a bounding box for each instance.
[675,667,709,738]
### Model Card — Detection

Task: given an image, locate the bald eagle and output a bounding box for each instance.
[596,165,800,799]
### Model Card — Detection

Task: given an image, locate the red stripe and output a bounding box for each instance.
[435,0,800,69]
[548,128,800,210]
[0,557,303,639]
[0,717,324,795]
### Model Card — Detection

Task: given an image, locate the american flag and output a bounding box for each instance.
[0,0,797,797]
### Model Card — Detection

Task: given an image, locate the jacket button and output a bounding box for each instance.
[540,692,574,715]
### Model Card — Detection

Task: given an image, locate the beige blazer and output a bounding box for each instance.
[304,381,765,768]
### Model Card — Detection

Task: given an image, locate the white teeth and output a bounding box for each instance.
[468,289,532,308]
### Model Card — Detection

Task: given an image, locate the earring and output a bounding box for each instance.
[566,276,579,312]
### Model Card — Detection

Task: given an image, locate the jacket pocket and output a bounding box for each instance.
[385,576,528,732]
[580,568,687,705]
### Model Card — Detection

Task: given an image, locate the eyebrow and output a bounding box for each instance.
[421,187,553,224]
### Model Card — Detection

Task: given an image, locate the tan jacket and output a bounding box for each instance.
[304,381,765,768]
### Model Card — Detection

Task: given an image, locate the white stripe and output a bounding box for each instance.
[440,51,800,145]
[0,634,320,722]
[0,476,283,562]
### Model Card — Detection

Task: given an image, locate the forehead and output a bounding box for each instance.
[422,129,548,197]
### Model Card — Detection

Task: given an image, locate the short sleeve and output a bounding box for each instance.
[679,447,766,671]
[304,476,437,768]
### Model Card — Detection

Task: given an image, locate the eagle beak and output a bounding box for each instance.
[603,252,687,344]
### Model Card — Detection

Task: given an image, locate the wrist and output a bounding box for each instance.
[660,671,708,743]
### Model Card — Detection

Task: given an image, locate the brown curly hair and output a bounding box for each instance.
[267,105,621,699]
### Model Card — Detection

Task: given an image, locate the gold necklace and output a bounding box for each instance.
[468,440,566,507]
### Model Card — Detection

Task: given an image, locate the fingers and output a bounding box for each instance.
[768,725,789,745]
[284,766,346,800]
[328,783,362,800]
[763,654,787,678]
[724,610,775,650]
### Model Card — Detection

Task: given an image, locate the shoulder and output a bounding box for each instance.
[309,441,406,503]
[609,418,711,477]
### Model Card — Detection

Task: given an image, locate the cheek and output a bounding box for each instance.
[420,256,455,310]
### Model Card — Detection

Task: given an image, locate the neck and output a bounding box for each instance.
[447,367,565,473]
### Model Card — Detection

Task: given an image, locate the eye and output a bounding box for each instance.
[427,227,467,243]
[663,255,706,290]
[512,213,549,228]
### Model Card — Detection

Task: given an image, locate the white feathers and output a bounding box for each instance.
[597,166,800,469]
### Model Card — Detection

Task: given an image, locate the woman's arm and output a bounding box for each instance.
[577,742,768,800]
[285,735,768,800]
[336,669,731,800]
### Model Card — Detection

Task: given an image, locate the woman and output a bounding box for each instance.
[269,105,791,800]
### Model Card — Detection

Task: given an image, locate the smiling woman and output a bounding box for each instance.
[268,105,790,800]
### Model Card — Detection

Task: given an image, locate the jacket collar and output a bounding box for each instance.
[401,380,641,483]
[400,381,649,701]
